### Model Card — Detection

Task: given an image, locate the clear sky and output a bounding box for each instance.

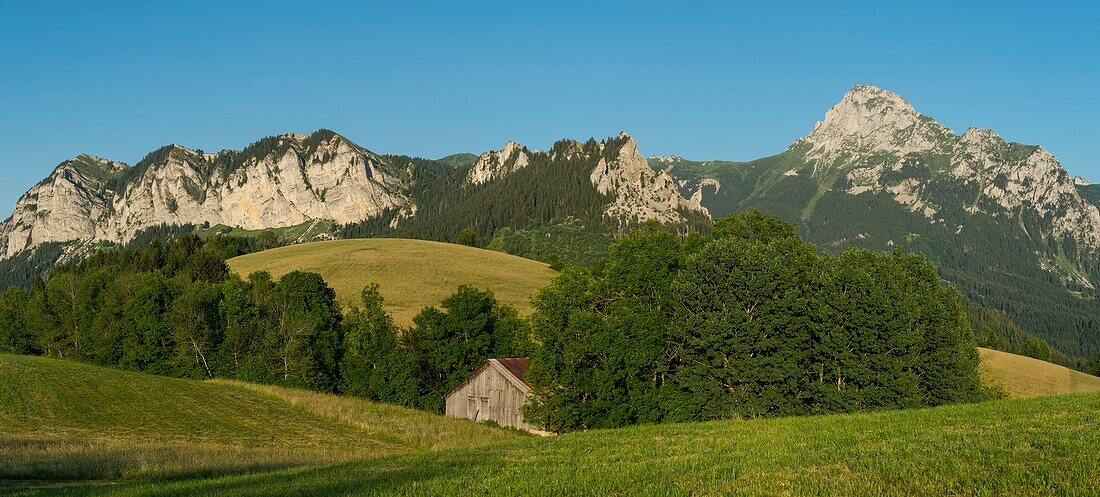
[1,1,1098,214]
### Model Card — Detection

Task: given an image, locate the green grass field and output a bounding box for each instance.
[226,238,557,325]
[978,347,1100,398]
[0,354,520,483]
[4,353,1100,496]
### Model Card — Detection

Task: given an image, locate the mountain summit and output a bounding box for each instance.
[800,84,954,165]
[0,130,411,258]
[2,86,1098,362]
[659,84,1100,360]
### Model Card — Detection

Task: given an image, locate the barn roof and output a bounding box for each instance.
[444,357,531,398]
[495,357,529,386]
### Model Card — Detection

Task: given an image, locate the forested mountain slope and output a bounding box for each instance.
[1,85,1097,362]
[659,85,1100,361]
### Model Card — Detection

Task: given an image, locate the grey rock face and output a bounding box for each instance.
[0,131,409,258]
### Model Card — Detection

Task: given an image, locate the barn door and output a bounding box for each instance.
[488,388,503,419]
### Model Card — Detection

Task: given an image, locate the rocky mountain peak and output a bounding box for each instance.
[960,127,1004,146]
[277,132,310,142]
[56,153,129,179]
[466,140,530,185]
[590,132,708,223]
[1076,176,1093,186]
[800,84,954,163]
[612,132,640,160]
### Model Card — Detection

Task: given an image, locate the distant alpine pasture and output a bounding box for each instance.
[226,238,556,326]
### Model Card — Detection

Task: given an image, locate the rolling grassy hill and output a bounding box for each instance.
[5,356,1097,495]
[978,347,1100,398]
[226,238,557,325]
[0,354,521,482]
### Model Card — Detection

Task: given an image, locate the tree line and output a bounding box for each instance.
[0,212,1018,431]
[524,211,988,431]
[0,234,528,412]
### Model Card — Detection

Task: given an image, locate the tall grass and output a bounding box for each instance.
[0,355,515,482]
[219,381,526,451]
[11,392,1098,496]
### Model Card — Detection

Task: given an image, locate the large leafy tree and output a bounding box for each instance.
[263,271,343,391]
[169,281,225,378]
[117,272,175,375]
[403,285,529,412]
[217,274,264,381]
[340,284,417,405]
[526,221,684,431]
[0,287,32,354]
[667,235,823,420]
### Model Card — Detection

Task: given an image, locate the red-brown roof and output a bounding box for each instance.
[494,357,529,387]
[444,357,533,399]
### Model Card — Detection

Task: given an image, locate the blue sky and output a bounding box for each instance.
[1,1,1098,214]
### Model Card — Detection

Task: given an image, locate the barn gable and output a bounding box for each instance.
[445,358,530,398]
[444,357,546,434]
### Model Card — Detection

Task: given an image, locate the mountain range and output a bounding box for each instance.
[2,85,1098,362]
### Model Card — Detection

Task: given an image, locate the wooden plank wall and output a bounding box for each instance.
[445,365,538,432]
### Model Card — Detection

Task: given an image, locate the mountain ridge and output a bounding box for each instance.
[0,129,703,261]
[2,84,1098,362]
[661,85,1100,361]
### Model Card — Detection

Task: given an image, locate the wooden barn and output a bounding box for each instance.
[444,357,545,434]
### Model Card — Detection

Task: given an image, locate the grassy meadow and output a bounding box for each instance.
[0,354,520,482]
[978,347,1100,398]
[5,366,1098,495]
[226,238,556,325]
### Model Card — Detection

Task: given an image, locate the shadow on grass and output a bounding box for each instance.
[3,450,506,497]
[0,435,375,483]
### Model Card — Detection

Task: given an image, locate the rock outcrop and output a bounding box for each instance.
[590,132,707,223]
[0,131,410,258]
[466,141,530,185]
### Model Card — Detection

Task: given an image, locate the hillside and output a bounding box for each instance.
[0,354,519,481]
[8,375,1098,495]
[226,238,557,325]
[979,347,1100,398]
[663,85,1100,362]
[2,86,1098,364]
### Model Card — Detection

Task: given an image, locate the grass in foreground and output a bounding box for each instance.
[978,347,1100,398]
[9,392,1099,496]
[0,354,519,481]
[226,238,557,325]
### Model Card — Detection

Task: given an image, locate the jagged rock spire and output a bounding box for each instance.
[466,141,530,185]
